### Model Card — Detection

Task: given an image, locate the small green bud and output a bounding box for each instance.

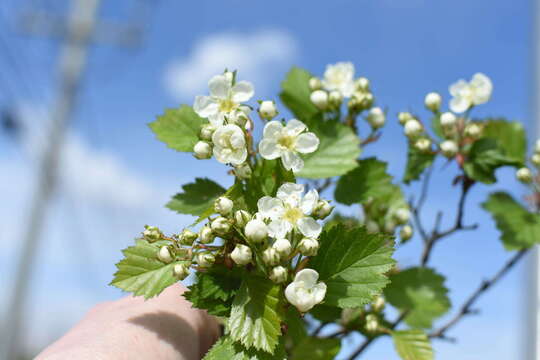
[142,225,162,242]
[196,252,215,268]
[516,167,533,183]
[372,296,385,312]
[262,247,280,266]
[312,199,333,220]
[400,224,413,242]
[157,246,173,263]
[200,124,216,141]
[298,238,319,256]
[173,263,190,280]
[179,229,198,245]
[199,225,214,244]
[269,266,288,283]
[234,210,251,228]
[398,112,413,125]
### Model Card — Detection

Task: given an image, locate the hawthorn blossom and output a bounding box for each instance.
[256,183,322,239]
[285,269,327,312]
[322,62,355,97]
[449,73,492,113]
[259,119,319,172]
[212,124,247,165]
[193,72,254,126]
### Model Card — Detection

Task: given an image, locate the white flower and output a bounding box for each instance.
[322,62,355,97]
[244,219,268,243]
[157,246,173,263]
[404,119,422,138]
[193,73,254,126]
[230,244,252,265]
[440,140,458,158]
[269,266,288,283]
[193,141,212,160]
[298,238,319,256]
[424,92,442,112]
[259,119,319,172]
[272,238,292,258]
[516,167,533,183]
[212,124,247,165]
[285,269,327,312]
[449,73,493,113]
[256,183,322,239]
[310,90,329,109]
[367,107,386,129]
[214,196,233,215]
[258,101,278,120]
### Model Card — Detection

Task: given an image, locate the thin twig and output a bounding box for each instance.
[410,166,433,243]
[429,249,528,339]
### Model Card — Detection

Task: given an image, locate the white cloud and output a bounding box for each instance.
[165,28,298,99]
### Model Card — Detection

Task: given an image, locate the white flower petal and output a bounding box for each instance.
[268,219,292,239]
[208,113,225,127]
[208,74,231,99]
[257,196,284,220]
[229,148,247,165]
[193,96,219,118]
[312,282,327,304]
[259,139,281,160]
[295,132,319,154]
[449,79,468,97]
[231,81,255,102]
[297,217,322,238]
[301,189,319,214]
[229,129,246,149]
[263,121,284,139]
[294,268,320,286]
[277,183,304,202]
[285,119,307,137]
[282,150,304,173]
[470,73,492,105]
[449,96,471,113]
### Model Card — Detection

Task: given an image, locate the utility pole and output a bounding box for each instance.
[1,1,144,358]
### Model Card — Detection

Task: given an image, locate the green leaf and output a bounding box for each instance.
[482,118,526,166]
[482,191,540,250]
[464,138,521,184]
[203,336,286,360]
[392,330,434,360]
[334,158,393,205]
[430,113,444,139]
[149,105,205,152]
[403,147,435,184]
[309,225,396,308]
[280,67,319,122]
[166,178,225,216]
[228,277,284,353]
[290,337,341,360]
[110,240,181,299]
[310,304,343,323]
[297,120,361,179]
[183,265,243,317]
[384,267,451,329]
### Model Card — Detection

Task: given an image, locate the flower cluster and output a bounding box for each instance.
[515,138,540,184]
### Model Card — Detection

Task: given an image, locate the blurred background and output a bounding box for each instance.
[0,0,534,359]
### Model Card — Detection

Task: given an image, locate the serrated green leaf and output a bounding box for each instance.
[309,225,395,308]
[229,277,283,353]
[482,191,540,250]
[310,304,343,323]
[464,138,522,184]
[334,158,393,205]
[384,267,450,329]
[110,240,181,299]
[392,330,434,360]
[297,120,361,179]
[280,67,319,122]
[149,105,205,152]
[290,337,341,360]
[482,118,526,166]
[403,147,435,184]
[284,307,308,343]
[166,178,225,216]
[203,336,286,360]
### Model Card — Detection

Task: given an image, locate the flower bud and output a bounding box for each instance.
[404,119,423,138]
[424,92,442,112]
[372,296,385,312]
[328,90,343,108]
[464,123,482,138]
[516,167,533,183]
[234,163,252,179]
[310,90,329,110]
[211,216,231,236]
[414,138,431,153]
[200,124,216,141]
[349,91,374,112]
[214,196,233,216]
[227,110,249,127]
[367,107,386,129]
[440,140,458,158]
[394,208,410,225]
[535,139,540,153]
[312,199,333,220]
[355,77,370,91]
[193,141,212,160]
[366,220,380,234]
[398,112,413,125]
[262,247,280,266]
[272,238,292,258]
[258,101,278,120]
[244,219,268,243]
[269,266,288,283]
[230,244,252,265]
[298,238,319,256]
[143,225,161,242]
[440,112,457,128]
[532,153,540,167]
[234,210,251,228]
[179,229,198,245]
[157,246,173,263]
[196,252,215,268]
[365,314,379,333]
[309,77,322,91]
[199,225,215,244]
[400,224,413,242]
[384,220,396,234]
[173,263,190,280]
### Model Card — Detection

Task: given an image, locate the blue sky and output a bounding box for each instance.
[0,0,534,358]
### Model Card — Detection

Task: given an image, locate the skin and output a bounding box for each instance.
[37,284,220,360]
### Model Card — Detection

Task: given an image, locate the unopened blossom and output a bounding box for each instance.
[179,229,198,245]
[234,210,251,228]
[424,92,442,112]
[199,225,214,244]
[143,225,161,242]
[310,90,329,110]
[269,266,288,283]
[230,244,252,265]
[193,72,254,126]
[440,112,457,128]
[196,253,215,268]
[244,219,268,243]
[367,107,386,129]
[309,77,322,91]
[157,246,173,263]
[173,263,190,280]
[440,140,458,158]
[193,141,212,160]
[394,208,410,225]
[404,119,422,138]
[322,62,355,97]
[532,154,540,167]
[272,238,292,258]
[214,196,233,215]
[298,237,319,256]
[312,199,333,220]
[449,73,493,113]
[262,247,280,266]
[516,167,533,183]
[464,123,482,138]
[259,119,319,172]
[212,124,247,165]
[285,269,327,313]
[256,183,322,239]
[258,101,278,120]
[211,216,231,236]
[414,138,431,152]
[400,224,413,241]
